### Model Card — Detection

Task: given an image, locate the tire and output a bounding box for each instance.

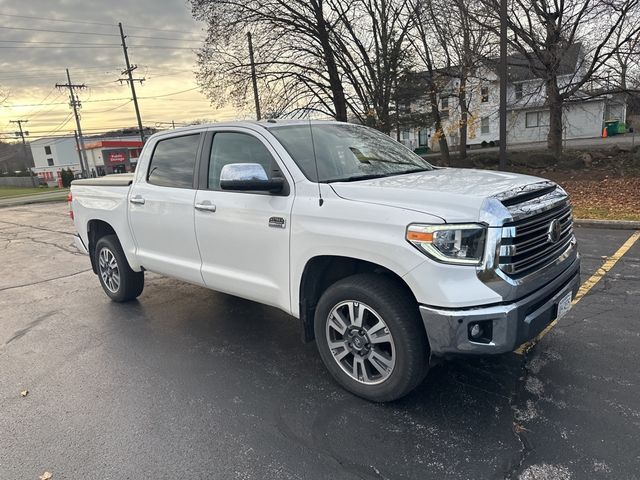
[94,234,144,302]
[314,273,429,402]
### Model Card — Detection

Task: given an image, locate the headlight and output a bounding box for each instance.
[406,224,486,265]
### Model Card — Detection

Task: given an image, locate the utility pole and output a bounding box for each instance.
[9,119,36,186]
[498,0,508,170]
[247,32,261,121]
[73,130,86,176]
[56,69,89,178]
[118,22,146,143]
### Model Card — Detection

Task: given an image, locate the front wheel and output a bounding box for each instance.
[314,274,429,402]
[95,234,144,302]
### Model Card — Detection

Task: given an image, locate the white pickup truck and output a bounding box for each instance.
[71,120,580,401]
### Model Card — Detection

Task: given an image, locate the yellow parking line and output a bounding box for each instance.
[515,230,640,355]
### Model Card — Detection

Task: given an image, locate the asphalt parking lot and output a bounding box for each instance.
[1,203,639,480]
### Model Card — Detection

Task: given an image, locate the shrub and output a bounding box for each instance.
[60,168,75,188]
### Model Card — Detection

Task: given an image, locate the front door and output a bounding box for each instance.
[128,132,204,285]
[194,129,294,312]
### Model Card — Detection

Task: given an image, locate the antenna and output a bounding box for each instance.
[308,116,323,207]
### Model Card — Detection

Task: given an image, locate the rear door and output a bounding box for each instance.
[128,132,205,285]
[193,128,294,312]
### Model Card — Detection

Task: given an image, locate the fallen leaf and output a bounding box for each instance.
[20,390,28,397]
[39,472,52,480]
[513,422,530,434]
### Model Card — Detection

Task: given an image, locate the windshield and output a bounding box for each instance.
[270,123,433,182]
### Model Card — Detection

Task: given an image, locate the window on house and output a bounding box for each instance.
[44,146,52,155]
[440,97,449,118]
[402,130,410,140]
[47,158,54,166]
[481,117,490,135]
[526,111,540,128]
[481,86,489,103]
[515,83,523,100]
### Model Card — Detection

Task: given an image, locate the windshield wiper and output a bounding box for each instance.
[325,168,433,183]
[325,173,390,183]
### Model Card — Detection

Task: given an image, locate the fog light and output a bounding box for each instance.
[468,320,493,343]
[470,323,482,338]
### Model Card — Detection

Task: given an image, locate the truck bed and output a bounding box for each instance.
[71,173,135,187]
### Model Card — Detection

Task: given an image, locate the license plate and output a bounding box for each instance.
[557,292,572,320]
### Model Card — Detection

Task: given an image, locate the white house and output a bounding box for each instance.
[397,44,627,152]
[30,136,81,186]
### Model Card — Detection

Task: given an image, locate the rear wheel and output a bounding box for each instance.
[95,234,144,302]
[314,273,429,402]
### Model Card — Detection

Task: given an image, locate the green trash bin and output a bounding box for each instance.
[605,120,619,136]
[617,122,626,134]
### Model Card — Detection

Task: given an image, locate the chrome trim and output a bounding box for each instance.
[421,261,580,355]
[477,183,579,302]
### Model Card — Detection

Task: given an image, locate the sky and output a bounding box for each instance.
[0,0,240,142]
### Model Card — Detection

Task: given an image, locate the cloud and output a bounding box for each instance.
[0,0,238,137]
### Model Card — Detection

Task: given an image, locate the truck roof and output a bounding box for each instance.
[147,119,346,140]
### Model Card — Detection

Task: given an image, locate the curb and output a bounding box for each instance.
[575,219,640,230]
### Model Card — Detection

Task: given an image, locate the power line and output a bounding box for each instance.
[0,40,121,45]
[0,25,119,36]
[0,13,204,36]
[4,87,202,108]
[76,100,132,114]
[0,25,202,43]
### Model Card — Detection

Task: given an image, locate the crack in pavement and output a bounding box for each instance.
[0,268,92,292]
[0,219,74,236]
[5,310,59,345]
[504,353,535,480]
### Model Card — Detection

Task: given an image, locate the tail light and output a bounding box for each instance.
[67,192,74,220]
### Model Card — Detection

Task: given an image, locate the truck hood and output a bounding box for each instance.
[329,168,547,223]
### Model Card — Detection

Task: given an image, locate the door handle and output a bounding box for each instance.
[130,195,145,205]
[195,202,216,212]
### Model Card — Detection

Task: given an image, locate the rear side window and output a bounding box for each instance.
[147,134,200,188]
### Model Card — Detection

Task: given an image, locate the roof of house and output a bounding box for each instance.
[487,43,583,82]
[403,43,583,87]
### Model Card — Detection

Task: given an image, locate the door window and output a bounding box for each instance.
[147,134,200,188]
[208,132,275,190]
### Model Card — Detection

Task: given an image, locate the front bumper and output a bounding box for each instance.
[420,256,580,355]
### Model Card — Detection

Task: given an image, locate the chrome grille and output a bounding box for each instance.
[499,199,574,278]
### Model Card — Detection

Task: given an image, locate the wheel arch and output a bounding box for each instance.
[85,219,140,274]
[298,255,418,342]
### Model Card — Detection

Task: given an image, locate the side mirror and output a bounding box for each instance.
[219,163,285,193]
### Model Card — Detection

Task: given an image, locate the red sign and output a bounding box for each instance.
[108,152,126,164]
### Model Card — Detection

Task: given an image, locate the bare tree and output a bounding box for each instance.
[478,0,640,156]
[407,0,453,163]
[329,0,417,133]
[440,0,494,160]
[191,0,348,120]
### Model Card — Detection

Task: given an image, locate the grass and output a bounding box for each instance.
[572,207,640,222]
[0,186,66,199]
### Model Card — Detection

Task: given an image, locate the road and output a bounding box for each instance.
[0,203,639,479]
